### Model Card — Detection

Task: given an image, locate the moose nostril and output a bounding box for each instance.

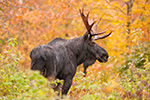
[103,55,108,61]
[104,56,107,60]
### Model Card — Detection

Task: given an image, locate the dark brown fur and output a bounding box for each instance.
[47,37,103,76]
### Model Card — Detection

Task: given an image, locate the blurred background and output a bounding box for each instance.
[0,0,150,99]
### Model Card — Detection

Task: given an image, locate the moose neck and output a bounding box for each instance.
[67,36,87,66]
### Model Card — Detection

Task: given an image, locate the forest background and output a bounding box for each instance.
[0,0,150,99]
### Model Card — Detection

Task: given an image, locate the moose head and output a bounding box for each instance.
[79,8,112,65]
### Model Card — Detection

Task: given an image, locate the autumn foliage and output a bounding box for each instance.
[0,0,150,99]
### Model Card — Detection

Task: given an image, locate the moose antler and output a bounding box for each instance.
[79,8,112,40]
[79,8,96,32]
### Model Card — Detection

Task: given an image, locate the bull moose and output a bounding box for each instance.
[30,8,112,95]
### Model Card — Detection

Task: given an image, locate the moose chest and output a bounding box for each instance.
[53,46,77,80]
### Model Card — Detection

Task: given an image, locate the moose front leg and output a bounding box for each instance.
[62,76,73,95]
[83,67,87,77]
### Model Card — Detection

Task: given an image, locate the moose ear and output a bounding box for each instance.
[83,31,91,40]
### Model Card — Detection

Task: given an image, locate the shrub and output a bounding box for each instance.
[120,42,150,73]
[0,38,58,100]
[119,42,150,99]
[120,63,150,99]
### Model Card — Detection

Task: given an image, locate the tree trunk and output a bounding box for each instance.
[148,22,150,42]
[126,0,133,36]
[126,0,133,48]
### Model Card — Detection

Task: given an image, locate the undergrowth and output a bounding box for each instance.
[0,38,149,100]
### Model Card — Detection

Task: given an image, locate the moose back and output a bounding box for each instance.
[30,8,112,95]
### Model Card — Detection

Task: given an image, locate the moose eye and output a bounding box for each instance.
[89,41,95,46]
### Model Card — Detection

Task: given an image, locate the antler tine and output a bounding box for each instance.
[93,18,101,33]
[92,18,110,36]
[79,8,88,30]
[86,11,90,18]
[91,29,108,36]
[79,8,96,31]
[90,21,97,31]
[92,18,102,35]
[94,31,112,40]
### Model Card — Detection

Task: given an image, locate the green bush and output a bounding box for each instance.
[120,63,150,99]
[1,38,149,100]
[0,38,58,100]
[119,42,150,99]
[120,42,150,72]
